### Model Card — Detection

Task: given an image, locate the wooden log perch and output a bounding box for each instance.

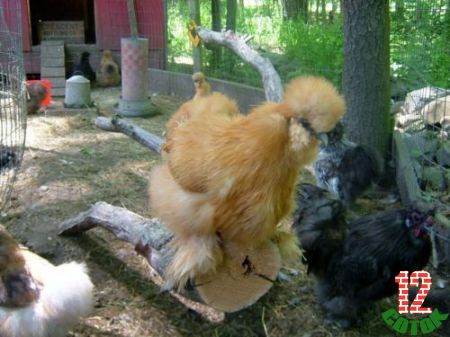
[196,27,283,102]
[59,202,281,315]
[95,116,163,154]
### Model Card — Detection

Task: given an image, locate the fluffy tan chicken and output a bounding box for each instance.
[26,82,47,115]
[150,76,345,289]
[192,72,211,100]
[0,229,94,337]
[96,50,120,87]
[161,72,214,156]
[163,93,239,155]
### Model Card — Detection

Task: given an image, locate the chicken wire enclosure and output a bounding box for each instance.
[391,0,449,200]
[391,1,450,268]
[0,0,26,211]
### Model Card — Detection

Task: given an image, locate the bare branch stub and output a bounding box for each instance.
[95,116,163,154]
[196,27,283,102]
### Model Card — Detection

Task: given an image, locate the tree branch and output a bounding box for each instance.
[196,27,283,102]
[95,116,163,154]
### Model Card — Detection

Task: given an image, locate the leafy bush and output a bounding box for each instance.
[278,19,343,88]
[390,1,449,89]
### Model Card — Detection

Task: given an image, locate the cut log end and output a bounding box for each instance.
[195,240,281,312]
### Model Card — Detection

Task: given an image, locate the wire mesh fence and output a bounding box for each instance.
[389,1,450,268]
[392,1,449,211]
[0,0,26,211]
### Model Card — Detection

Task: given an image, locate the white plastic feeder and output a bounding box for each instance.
[64,75,92,108]
[115,37,155,117]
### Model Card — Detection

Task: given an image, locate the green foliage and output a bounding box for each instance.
[390,0,449,89]
[278,19,343,88]
[166,0,448,91]
[166,2,191,62]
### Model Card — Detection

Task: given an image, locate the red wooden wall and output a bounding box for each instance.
[3,0,31,51]
[15,0,165,51]
[94,0,165,50]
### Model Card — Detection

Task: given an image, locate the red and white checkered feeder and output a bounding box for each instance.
[116,38,155,117]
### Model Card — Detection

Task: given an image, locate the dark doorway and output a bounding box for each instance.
[29,0,96,45]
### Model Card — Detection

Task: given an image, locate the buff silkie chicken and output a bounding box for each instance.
[0,229,94,337]
[161,72,214,156]
[26,82,48,115]
[96,50,120,87]
[149,76,345,289]
[192,72,211,100]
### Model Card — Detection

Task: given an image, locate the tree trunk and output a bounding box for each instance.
[224,0,238,76]
[188,0,202,72]
[126,0,139,37]
[342,0,390,171]
[281,0,308,22]
[320,0,326,22]
[210,0,222,69]
[446,0,450,54]
[329,0,338,23]
[226,0,237,31]
[315,0,319,22]
[394,0,405,21]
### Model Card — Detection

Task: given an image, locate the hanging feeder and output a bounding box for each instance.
[115,37,156,117]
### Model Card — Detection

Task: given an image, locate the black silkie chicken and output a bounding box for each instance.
[73,51,96,83]
[313,121,378,204]
[0,147,17,171]
[410,286,450,335]
[293,184,433,328]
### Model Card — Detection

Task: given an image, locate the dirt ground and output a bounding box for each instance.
[2,86,445,337]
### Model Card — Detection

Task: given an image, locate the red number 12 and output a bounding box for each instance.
[395,271,432,314]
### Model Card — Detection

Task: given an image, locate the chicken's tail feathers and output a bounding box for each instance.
[164,235,223,291]
[283,76,345,133]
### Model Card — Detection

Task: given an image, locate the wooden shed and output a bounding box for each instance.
[5,0,166,94]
